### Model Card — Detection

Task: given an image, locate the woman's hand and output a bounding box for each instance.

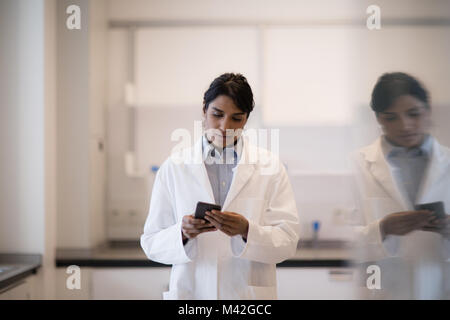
[204,210,249,240]
[181,214,217,243]
[380,210,433,240]
[422,215,450,239]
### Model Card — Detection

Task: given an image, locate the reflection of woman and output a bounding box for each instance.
[141,73,300,300]
[352,72,450,299]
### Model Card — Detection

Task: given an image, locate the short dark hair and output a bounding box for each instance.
[370,72,430,113]
[203,73,254,118]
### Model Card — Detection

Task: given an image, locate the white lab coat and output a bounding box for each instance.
[351,136,450,299]
[140,137,300,300]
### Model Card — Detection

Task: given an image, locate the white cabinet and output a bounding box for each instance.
[91,268,170,300]
[276,267,357,300]
[0,275,36,300]
[55,266,357,300]
[56,267,171,300]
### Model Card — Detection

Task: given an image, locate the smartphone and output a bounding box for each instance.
[195,201,221,220]
[414,201,446,220]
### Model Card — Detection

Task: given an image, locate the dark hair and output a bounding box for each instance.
[203,73,254,118]
[370,72,430,113]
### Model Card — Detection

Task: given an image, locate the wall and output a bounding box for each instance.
[0,0,58,299]
[0,0,46,254]
[56,0,107,248]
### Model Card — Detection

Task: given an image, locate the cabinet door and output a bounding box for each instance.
[91,268,171,300]
[276,268,356,299]
[0,279,32,300]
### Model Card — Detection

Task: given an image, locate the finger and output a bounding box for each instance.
[211,210,239,222]
[204,215,223,229]
[183,222,214,231]
[206,210,227,224]
[219,224,234,236]
[206,211,228,225]
[408,219,430,230]
[199,226,217,233]
[213,210,241,222]
[196,222,216,230]
[183,229,201,238]
[396,220,426,234]
[190,218,208,226]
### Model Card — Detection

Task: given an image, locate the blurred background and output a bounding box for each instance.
[1,0,450,299]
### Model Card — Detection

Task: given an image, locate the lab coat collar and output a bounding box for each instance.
[361,137,410,209]
[201,135,243,165]
[361,136,450,208]
[182,135,255,210]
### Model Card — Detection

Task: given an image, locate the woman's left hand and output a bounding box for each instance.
[422,215,450,239]
[204,210,249,240]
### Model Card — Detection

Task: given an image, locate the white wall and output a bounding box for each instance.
[0,0,46,253]
[56,0,91,248]
[56,0,107,248]
[0,0,59,299]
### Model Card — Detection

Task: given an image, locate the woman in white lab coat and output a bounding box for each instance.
[352,72,450,299]
[140,73,300,300]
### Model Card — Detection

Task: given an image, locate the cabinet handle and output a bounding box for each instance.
[328,269,354,282]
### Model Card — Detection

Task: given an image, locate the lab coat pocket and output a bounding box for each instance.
[245,285,277,300]
[236,198,266,223]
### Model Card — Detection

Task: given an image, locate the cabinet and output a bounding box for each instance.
[0,275,36,300]
[276,268,357,299]
[91,268,170,300]
[55,266,357,300]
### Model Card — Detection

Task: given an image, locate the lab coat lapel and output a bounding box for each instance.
[222,138,255,210]
[185,138,215,203]
[364,138,410,209]
[416,139,450,202]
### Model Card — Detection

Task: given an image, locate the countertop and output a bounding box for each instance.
[0,254,42,291]
[56,240,353,268]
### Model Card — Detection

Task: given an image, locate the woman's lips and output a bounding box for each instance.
[399,134,419,139]
[397,133,421,143]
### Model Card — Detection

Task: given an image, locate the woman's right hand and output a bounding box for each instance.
[380,210,434,240]
[181,214,217,243]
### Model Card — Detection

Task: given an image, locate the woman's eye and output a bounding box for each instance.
[213,113,223,118]
[409,113,420,118]
[232,118,243,122]
[384,117,396,121]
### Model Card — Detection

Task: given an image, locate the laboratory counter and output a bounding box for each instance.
[55,240,353,268]
[0,254,42,291]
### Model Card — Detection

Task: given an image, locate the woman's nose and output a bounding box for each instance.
[219,117,232,131]
[398,116,414,130]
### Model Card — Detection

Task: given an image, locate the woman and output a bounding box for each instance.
[141,73,300,300]
[352,72,450,299]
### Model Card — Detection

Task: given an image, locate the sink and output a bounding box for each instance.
[0,265,18,276]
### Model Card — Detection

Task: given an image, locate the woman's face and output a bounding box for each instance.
[203,95,248,148]
[376,94,431,148]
